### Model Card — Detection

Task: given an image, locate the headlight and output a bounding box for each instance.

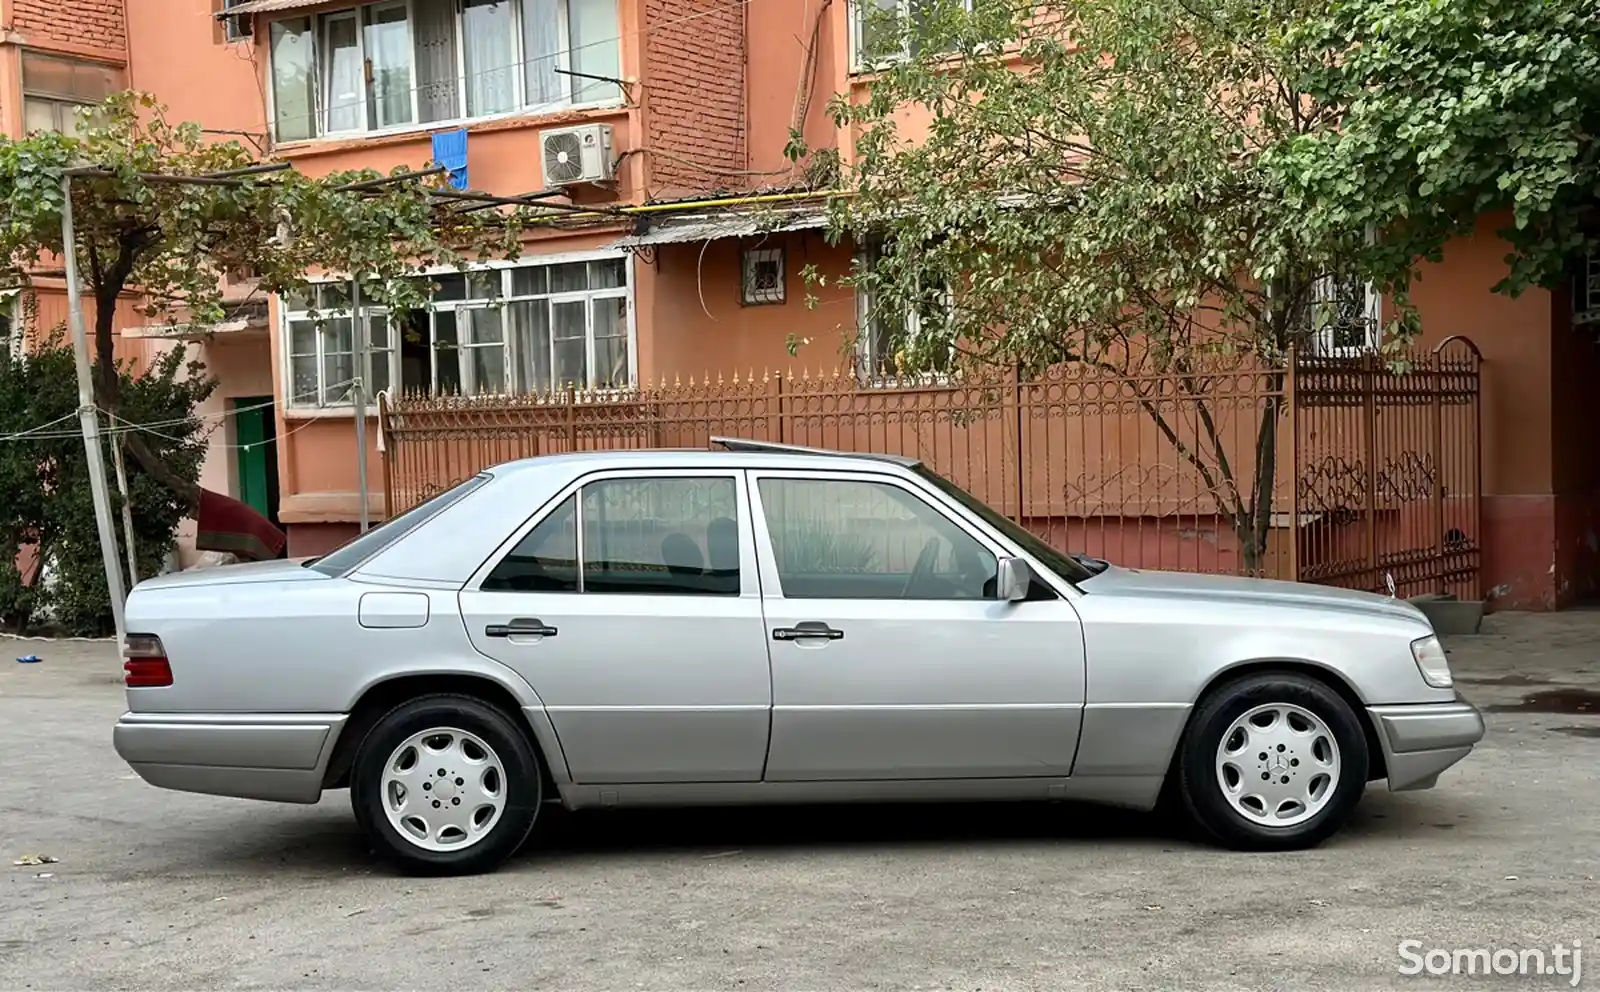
[1411,634,1453,689]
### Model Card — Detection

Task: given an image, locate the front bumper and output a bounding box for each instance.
[1366,698,1485,791]
[114,712,347,804]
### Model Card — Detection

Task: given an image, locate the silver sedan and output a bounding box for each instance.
[113,439,1484,874]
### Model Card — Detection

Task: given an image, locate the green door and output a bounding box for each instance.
[234,397,278,523]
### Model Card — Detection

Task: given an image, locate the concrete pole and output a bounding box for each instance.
[60,172,128,646]
[351,276,369,532]
[110,438,139,586]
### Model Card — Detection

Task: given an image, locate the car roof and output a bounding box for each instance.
[485,437,922,478]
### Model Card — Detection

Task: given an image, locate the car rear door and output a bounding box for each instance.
[459,469,771,783]
[748,468,1087,781]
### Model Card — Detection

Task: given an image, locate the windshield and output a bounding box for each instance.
[307,473,491,576]
[914,466,1098,585]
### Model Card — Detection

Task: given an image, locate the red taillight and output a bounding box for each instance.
[123,634,173,688]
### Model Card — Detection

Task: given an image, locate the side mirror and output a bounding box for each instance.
[996,557,1033,602]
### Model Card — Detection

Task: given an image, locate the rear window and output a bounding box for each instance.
[307,474,491,576]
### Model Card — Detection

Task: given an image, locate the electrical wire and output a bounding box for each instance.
[0,411,81,443]
[106,402,341,451]
[0,381,360,444]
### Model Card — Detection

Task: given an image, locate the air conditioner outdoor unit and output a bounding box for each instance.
[540,123,615,187]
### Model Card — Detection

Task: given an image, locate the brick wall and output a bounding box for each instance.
[10,0,128,62]
[643,0,747,197]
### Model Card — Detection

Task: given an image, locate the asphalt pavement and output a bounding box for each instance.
[2,612,1598,991]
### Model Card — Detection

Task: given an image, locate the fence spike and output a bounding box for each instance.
[675,372,682,387]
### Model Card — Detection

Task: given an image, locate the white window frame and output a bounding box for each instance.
[221,0,253,42]
[854,246,956,387]
[280,250,636,414]
[1306,274,1381,358]
[264,0,623,146]
[2,290,21,362]
[19,51,125,136]
[741,247,786,306]
[850,0,975,73]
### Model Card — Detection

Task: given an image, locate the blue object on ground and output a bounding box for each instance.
[16,654,41,663]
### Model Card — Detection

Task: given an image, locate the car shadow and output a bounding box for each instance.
[524,800,1180,863]
[196,785,1474,876]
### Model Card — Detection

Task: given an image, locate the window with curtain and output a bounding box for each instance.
[20,51,125,137]
[852,0,977,69]
[265,0,621,142]
[269,19,318,142]
[282,256,633,410]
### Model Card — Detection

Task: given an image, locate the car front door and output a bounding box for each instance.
[460,470,771,783]
[749,469,1087,781]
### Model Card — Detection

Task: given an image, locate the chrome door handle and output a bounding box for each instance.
[773,622,843,642]
[486,618,558,638]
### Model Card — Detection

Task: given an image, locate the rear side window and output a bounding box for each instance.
[481,496,579,592]
[309,474,490,576]
[582,477,739,596]
[480,476,740,596]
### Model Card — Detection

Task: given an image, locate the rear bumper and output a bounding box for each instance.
[113,712,347,804]
[1366,699,1485,792]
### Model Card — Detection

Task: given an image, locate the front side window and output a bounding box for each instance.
[758,476,996,600]
[266,0,622,143]
[282,256,631,410]
[912,465,1091,584]
[21,52,124,136]
[482,477,740,596]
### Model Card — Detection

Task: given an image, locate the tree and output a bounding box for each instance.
[821,0,1600,572]
[0,328,213,635]
[0,93,530,512]
[1277,0,1600,295]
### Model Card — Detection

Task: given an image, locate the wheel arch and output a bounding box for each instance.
[322,671,569,793]
[1182,658,1387,782]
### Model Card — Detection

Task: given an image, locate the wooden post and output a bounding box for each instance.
[1363,354,1380,589]
[1286,347,1300,582]
[775,371,787,445]
[566,385,578,451]
[377,391,394,521]
[1014,365,1026,524]
[1431,351,1446,594]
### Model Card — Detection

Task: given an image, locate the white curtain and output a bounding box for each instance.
[323,14,363,132]
[569,0,620,104]
[522,0,563,106]
[462,0,517,116]
[364,4,414,128]
[270,18,317,141]
[412,0,460,123]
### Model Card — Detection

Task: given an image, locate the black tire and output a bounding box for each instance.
[350,693,543,875]
[1176,672,1368,851]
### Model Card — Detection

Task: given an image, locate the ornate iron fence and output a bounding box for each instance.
[378,337,1482,596]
